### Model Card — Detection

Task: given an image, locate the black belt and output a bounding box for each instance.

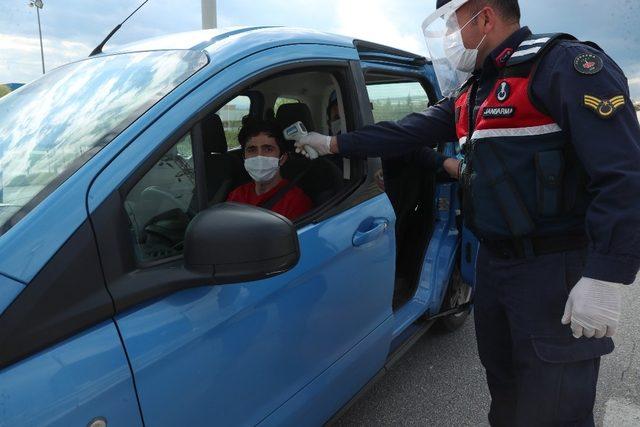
[482,234,588,260]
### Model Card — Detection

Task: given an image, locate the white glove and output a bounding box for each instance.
[562,277,622,339]
[294,132,332,159]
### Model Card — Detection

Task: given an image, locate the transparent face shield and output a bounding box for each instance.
[422,0,473,97]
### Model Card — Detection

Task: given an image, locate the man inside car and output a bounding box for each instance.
[227,117,313,221]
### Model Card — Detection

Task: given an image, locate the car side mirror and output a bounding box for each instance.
[184,203,300,283]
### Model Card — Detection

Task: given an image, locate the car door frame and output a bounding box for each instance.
[87,43,398,425]
[90,56,385,312]
[352,55,465,335]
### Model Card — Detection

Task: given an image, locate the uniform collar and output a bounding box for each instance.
[478,27,532,77]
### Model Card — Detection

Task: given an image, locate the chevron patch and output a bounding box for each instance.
[583,95,626,119]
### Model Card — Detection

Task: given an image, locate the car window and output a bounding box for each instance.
[0,50,207,236]
[217,96,251,149]
[366,81,429,122]
[124,132,196,264]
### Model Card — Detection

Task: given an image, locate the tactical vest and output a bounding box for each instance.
[457,33,591,241]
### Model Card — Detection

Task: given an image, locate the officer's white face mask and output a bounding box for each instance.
[422,0,487,96]
[443,11,487,73]
[244,156,281,183]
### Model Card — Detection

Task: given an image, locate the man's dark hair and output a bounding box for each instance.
[470,0,520,23]
[238,116,288,154]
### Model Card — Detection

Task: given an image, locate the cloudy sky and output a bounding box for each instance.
[1,0,639,99]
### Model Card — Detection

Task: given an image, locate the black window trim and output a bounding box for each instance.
[0,220,115,371]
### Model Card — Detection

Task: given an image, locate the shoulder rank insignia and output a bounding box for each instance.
[583,95,625,119]
[575,53,603,75]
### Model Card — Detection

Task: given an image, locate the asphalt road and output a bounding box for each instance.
[336,275,640,427]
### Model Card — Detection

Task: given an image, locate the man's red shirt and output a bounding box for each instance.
[227,179,312,221]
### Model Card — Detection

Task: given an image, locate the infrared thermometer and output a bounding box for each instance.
[283,121,319,160]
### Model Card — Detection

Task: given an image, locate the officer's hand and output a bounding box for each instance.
[562,277,622,339]
[294,132,332,159]
[443,158,461,179]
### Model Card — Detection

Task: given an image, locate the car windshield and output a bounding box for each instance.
[0,50,208,236]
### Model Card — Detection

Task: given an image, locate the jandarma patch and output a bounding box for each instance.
[574,53,603,75]
[483,106,515,118]
[583,95,625,119]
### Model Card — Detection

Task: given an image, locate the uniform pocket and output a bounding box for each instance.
[535,150,565,217]
[532,334,614,423]
[532,335,614,364]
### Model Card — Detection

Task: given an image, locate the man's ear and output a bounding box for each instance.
[481,7,497,34]
[279,152,288,166]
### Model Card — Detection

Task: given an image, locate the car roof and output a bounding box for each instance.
[113,26,357,53]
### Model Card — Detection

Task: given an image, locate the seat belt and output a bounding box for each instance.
[258,168,309,211]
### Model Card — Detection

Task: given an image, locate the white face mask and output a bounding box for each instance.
[244,156,281,183]
[330,119,342,136]
[443,10,487,73]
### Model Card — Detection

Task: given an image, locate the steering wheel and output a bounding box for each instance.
[139,187,195,247]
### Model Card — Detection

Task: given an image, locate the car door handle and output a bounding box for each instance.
[352,219,389,247]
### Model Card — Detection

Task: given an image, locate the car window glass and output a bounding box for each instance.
[0,50,207,236]
[217,96,250,149]
[366,81,429,122]
[124,132,196,264]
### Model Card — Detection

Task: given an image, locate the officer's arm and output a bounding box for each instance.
[534,43,640,284]
[414,146,449,170]
[334,98,457,166]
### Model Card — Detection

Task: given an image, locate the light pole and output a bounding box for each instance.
[201,0,217,30]
[29,0,45,74]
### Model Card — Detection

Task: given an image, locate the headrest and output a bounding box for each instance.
[276,103,315,133]
[202,113,227,154]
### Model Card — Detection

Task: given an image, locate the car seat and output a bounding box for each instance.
[276,103,316,151]
[275,103,343,206]
[201,113,246,205]
[281,156,344,207]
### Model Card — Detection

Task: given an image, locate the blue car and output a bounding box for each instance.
[0,27,478,426]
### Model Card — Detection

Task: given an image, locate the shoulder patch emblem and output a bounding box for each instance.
[574,53,603,75]
[583,95,625,119]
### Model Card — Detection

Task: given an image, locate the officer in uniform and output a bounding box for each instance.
[296,0,640,425]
